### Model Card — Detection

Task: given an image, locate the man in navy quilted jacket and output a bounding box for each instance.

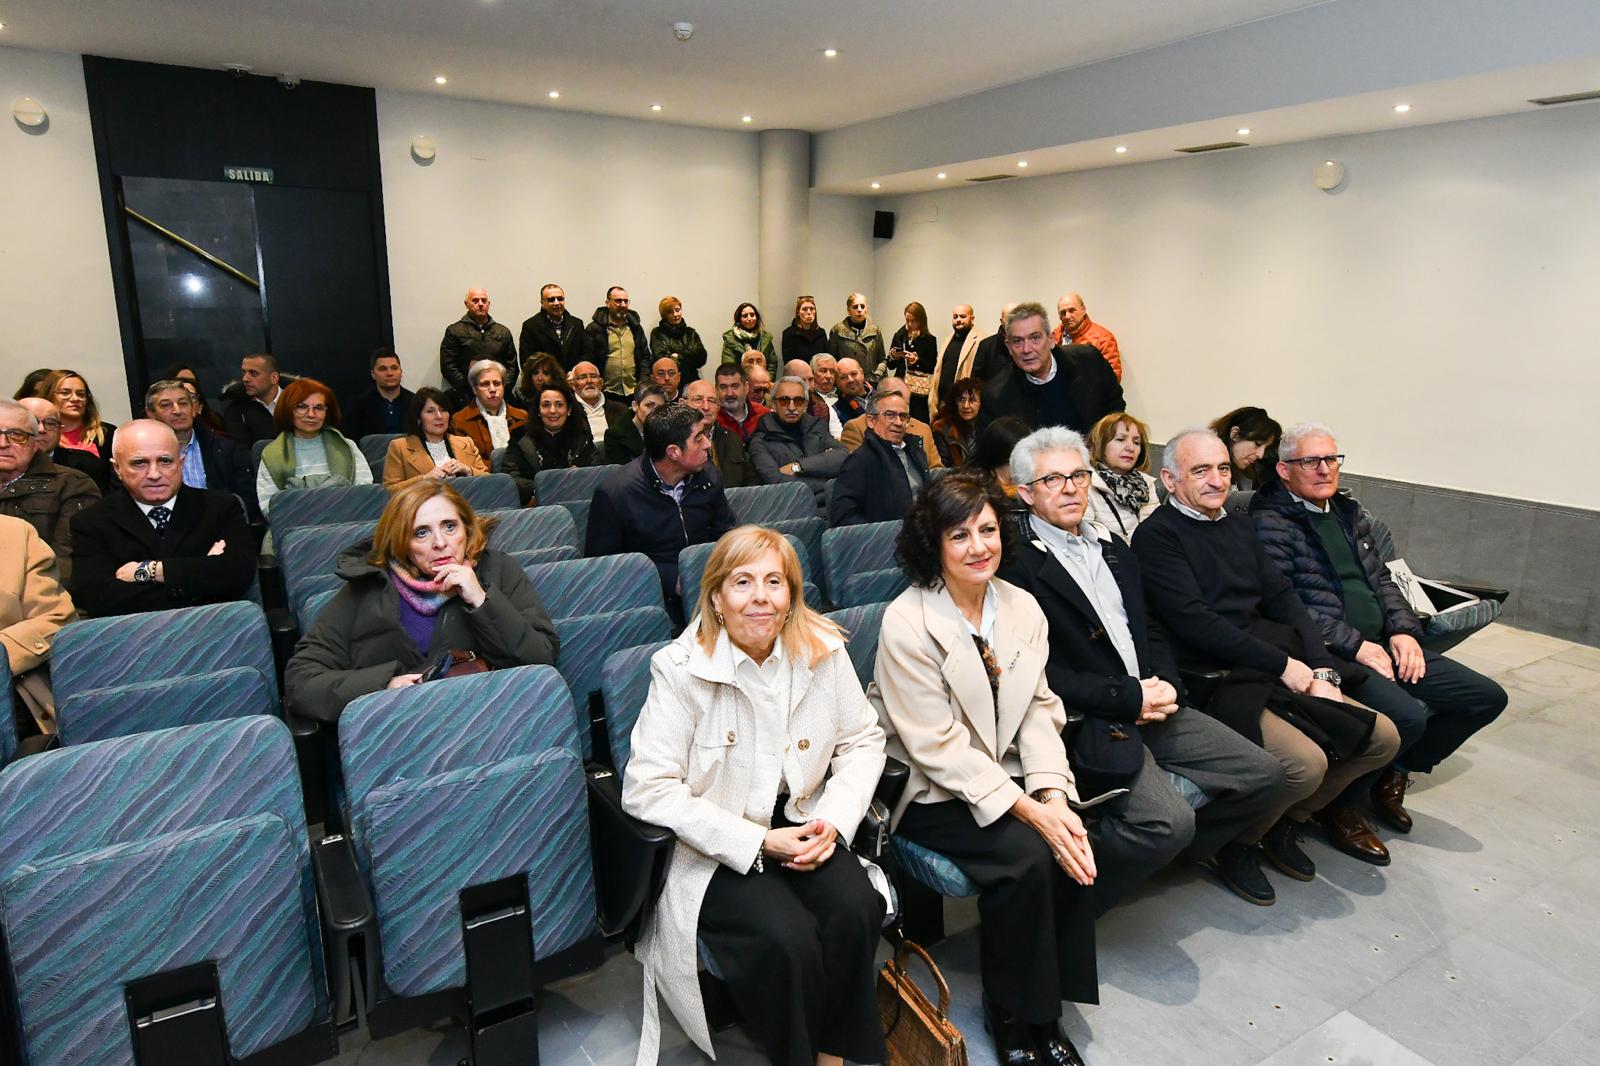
[1249,422,1506,833]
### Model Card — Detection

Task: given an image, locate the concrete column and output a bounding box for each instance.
[758,129,810,329]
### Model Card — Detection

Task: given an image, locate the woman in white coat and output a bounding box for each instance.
[1083,411,1160,542]
[622,525,888,1066]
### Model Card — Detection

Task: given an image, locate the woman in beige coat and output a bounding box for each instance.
[381,387,488,491]
[1,514,78,734]
[873,471,1097,1066]
[622,525,887,1066]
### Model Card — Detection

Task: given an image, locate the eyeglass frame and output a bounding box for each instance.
[1025,469,1094,492]
[1282,454,1345,470]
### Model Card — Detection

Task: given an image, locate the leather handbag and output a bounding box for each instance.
[876,940,967,1066]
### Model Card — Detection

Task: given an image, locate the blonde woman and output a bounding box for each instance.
[1084,411,1160,542]
[622,526,887,1066]
[44,369,115,460]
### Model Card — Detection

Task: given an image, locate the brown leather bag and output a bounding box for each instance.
[876,940,967,1066]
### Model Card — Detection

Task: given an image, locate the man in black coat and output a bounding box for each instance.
[17,396,109,494]
[518,283,590,371]
[586,403,736,621]
[145,379,253,505]
[748,376,848,507]
[998,426,1285,907]
[828,386,927,527]
[63,420,256,617]
[221,353,286,447]
[1133,429,1401,877]
[440,287,518,406]
[978,303,1124,434]
[342,348,416,442]
[585,286,651,401]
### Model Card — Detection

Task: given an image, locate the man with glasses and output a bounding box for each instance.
[999,426,1285,906]
[747,376,847,507]
[979,302,1122,434]
[682,378,755,488]
[586,285,651,399]
[0,398,99,557]
[519,283,590,371]
[828,384,928,526]
[569,361,625,444]
[17,396,104,487]
[838,375,943,470]
[144,380,251,502]
[1250,422,1506,833]
[1133,429,1401,883]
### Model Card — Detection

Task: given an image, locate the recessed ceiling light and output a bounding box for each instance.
[870,182,881,189]
[1017,160,1028,168]
[434,75,448,85]
[1393,103,1411,113]
[741,114,753,123]
[1236,127,1251,135]
[650,103,662,112]
[936,172,947,180]
[823,48,838,58]
[548,90,561,99]
[1114,145,1128,154]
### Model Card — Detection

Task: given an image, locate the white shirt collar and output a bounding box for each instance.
[577,394,605,413]
[135,494,177,517]
[1289,490,1331,514]
[956,584,999,643]
[729,634,786,674]
[1168,496,1227,522]
[1023,357,1058,386]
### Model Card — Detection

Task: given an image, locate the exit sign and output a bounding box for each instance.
[223,166,275,183]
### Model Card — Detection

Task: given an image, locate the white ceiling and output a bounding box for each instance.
[0,0,1331,131]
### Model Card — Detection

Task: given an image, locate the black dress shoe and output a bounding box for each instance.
[1316,806,1391,866]
[1211,841,1276,905]
[1259,818,1317,881]
[1372,768,1414,833]
[1029,1019,1088,1066]
[984,1001,1040,1066]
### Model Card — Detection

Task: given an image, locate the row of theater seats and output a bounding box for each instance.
[0,554,914,1063]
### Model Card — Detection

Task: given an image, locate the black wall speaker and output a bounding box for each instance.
[873,210,896,240]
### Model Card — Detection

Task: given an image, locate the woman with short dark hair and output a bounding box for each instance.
[649,296,709,381]
[504,381,600,502]
[1210,405,1283,491]
[284,480,557,723]
[930,376,983,467]
[781,295,829,363]
[381,386,488,491]
[874,471,1098,1066]
[720,302,778,379]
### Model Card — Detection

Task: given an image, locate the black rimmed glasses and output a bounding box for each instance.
[1283,454,1345,470]
[1027,469,1093,492]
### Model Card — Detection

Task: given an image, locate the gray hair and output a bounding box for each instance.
[143,378,192,410]
[1279,421,1339,460]
[810,352,836,370]
[1010,427,1092,486]
[775,375,810,394]
[0,397,39,435]
[1161,427,1225,479]
[865,381,909,416]
[1004,301,1050,337]
[467,359,503,387]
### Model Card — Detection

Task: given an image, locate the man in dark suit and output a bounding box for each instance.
[518,283,590,370]
[220,353,285,446]
[978,302,1124,434]
[828,385,928,527]
[145,379,253,504]
[63,420,255,617]
[999,425,1285,908]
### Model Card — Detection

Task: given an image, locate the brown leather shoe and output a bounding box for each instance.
[1315,806,1391,866]
[1372,768,1413,834]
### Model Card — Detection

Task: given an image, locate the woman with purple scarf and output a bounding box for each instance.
[285,480,558,724]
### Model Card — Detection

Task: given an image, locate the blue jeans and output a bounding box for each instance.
[1339,649,1508,804]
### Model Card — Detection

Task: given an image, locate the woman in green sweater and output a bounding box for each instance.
[719,302,778,379]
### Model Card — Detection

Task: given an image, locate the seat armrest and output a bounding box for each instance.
[257,553,285,611]
[874,756,909,811]
[586,766,674,942]
[267,607,299,679]
[1178,668,1228,709]
[311,834,378,1024]
[1446,581,1510,605]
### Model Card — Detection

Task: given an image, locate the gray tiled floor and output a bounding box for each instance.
[333,623,1599,1065]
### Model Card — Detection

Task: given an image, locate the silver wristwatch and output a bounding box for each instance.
[1311,667,1342,687]
[133,560,157,583]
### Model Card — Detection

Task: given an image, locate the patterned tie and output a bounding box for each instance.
[149,505,172,535]
[972,634,1001,707]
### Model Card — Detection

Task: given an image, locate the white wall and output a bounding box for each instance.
[872,105,1600,510]
[0,46,128,419]
[805,193,878,320]
[378,91,761,384]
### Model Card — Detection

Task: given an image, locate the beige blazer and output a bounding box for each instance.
[622,625,885,1063]
[927,329,984,419]
[838,414,945,469]
[1,515,78,730]
[381,434,489,490]
[871,580,1076,828]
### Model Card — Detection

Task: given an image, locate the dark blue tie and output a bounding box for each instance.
[149,505,172,535]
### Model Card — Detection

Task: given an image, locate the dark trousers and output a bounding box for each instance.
[895,798,1098,1023]
[1340,650,1508,803]
[698,835,887,1066]
[1088,707,1285,914]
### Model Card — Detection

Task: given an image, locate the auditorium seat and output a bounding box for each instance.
[824,601,890,691]
[55,666,276,747]
[820,520,910,608]
[532,464,616,544]
[0,717,334,1064]
[1368,513,1505,653]
[269,483,390,541]
[486,504,579,556]
[358,434,402,481]
[326,665,603,1054]
[676,534,822,613]
[453,472,520,512]
[727,481,815,524]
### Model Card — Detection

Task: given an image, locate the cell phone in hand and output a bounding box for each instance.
[417,650,454,683]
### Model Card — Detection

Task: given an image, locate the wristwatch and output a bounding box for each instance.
[1032,787,1068,805]
[133,560,157,583]
[1311,667,1342,687]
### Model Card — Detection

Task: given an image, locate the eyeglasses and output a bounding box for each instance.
[38,418,62,430]
[773,395,808,407]
[876,411,911,424]
[294,403,328,415]
[1027,469,1093,492]
[1,429,35,446]
[1283,454,1345,470]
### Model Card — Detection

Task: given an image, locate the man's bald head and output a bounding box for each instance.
[464,288,490,322]
[17,397,61,453]
[113,419,184,505]
[785,359,813,384]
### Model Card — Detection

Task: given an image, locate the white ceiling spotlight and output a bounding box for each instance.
[434,75,447,85]
[741,114,753,123]
[823,48,838,58]
[1114,145,1127,153]
[1017,160,1028,168]
[1393,103,1411,113]
[650,103,663,112]
[870,182,880,189]
[1237,127,1251,135]
[936,172,947,179]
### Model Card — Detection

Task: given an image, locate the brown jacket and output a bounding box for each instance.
[0,452,101,557]
[450,403,528,460]
[381,434,489,490]
[838,414,944,469]
[0,515,77,679]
